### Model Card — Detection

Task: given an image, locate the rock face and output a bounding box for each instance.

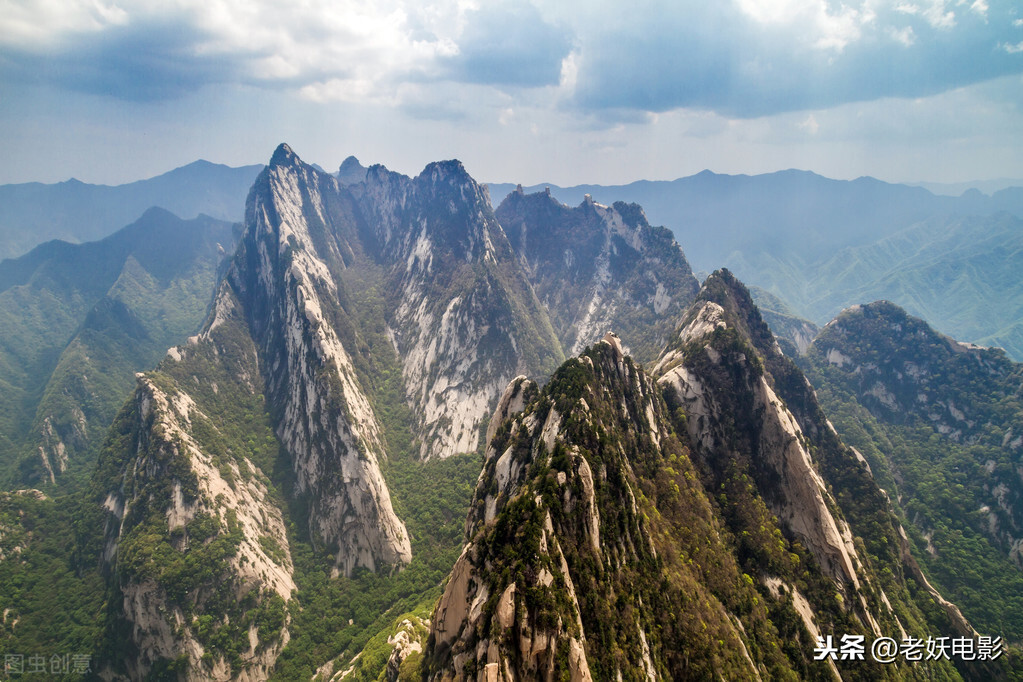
[231,144,410,573]
[425,271,969,681]
[348,160,563,460]
[95,144,566,678]
[98,287,294,680]
[426,340,769,681]
[496,188,699,365]
[656,271,975,641]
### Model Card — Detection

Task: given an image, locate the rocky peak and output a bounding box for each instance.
[654,270,979,647]
[234,146,411,575]
[496,188,699,363]
[337,155,368,185]
[425,332,965,680]
[268,142,300,169]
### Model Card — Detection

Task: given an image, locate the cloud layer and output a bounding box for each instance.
[3,0,1019,118]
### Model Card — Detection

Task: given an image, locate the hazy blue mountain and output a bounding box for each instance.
[743,213,1023,360]
[912,179,1023,196]
[489,170,1023,272]
[491,172,1023,361]
[0,160,262,260]
[0,207,238,484]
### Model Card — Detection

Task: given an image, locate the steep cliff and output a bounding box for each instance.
[230,145,410,574]
[423,271,980,680]
[96,286,294,680]
[351,161,563,460]
[425,338,791,680]
[496,188,699,365]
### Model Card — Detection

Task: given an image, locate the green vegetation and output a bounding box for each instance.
[744,213,1023,361]
[0,208,237,489]
[801,303,1023,641]
[0,492,106,677]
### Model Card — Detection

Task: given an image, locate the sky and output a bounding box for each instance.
[1,0,1022,187]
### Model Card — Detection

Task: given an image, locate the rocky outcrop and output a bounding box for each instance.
[651,271,985,664]
[233,145,410,574]
[352,160,563,460]
[658,299,869,598]
[426,340,806,681]
[496,188,699,365]
[100,307,294,680]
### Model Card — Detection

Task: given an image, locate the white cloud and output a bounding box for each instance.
[889,25,917,45]
[0,0,470,101]
[734,0,875,51]
[799,113,821,134]
[0,0,129,49]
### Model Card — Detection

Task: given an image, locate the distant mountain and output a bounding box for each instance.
[911,179,1023,197]
[496,186,699,364]
[746,213,1023,360]
[490,172,1023,360]
[802,301,1023,640]
[489,170,1023,272]
[0,208,238,485]
[0,160,262,260]
[748,285,821,357]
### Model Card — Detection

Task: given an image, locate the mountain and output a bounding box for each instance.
[89,143,576,678]
[496,186,700,364]
[0,208,238,485]
[489,171,1023,273]
[911,180,1023,197]
[4,145,1017,680]
[423,272,983,681]
[749,213,1023,361]
[489,173,1023,360]
[748,286,821,357]
[0,160,262,260]
[801,301,1023,640]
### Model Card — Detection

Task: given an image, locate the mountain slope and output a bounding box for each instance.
[426,340,811,680]
[0,208,237,485]
[424,272,981,680]
[496,187,700,364]
[0,160,262,260]
[802,301,1023,640]
[91,143,568,678]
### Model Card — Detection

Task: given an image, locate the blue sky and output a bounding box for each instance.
[1,0,1021,186]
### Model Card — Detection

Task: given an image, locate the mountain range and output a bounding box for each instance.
[0,145,1017,680]
[0,160,261,260]
[489,172,1023,361]
[0,208,238,485]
